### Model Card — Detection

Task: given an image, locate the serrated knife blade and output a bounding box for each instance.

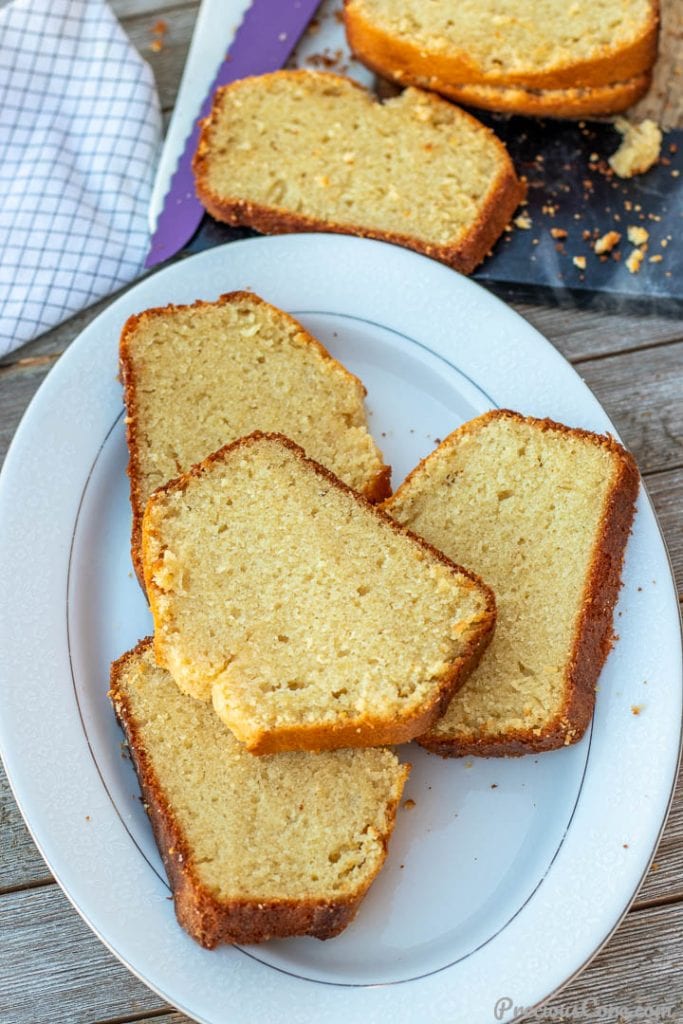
[145,0,321,269]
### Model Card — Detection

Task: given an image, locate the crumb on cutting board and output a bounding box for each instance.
[626,249,644,274]
[627,225,649,246]
[609,118,662,179]
[594,231,621,255]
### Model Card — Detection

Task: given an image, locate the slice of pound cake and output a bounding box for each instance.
[110,640,409,947]
[142,432,496,754]
[345,0,658,90]
[121,291,389,583]
[193,71,524,274]
[384,410,639,756]
[403,74,651,119]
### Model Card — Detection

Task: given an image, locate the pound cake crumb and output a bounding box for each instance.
[609,117,662,177]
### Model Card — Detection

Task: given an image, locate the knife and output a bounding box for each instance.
[145,0,322,269]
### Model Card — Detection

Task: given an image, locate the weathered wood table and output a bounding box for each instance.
[1,3,682,1021]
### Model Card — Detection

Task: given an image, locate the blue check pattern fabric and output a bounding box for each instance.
[0,0,161,355]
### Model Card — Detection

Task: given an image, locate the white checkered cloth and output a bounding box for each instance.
[0,0,161,356]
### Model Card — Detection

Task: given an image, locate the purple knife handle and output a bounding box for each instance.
[145,0,322,269]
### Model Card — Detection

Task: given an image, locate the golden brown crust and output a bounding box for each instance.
[344,0,659,91]
[236,596,495,754]
[361,461,393,504]
[142,431,496,753]
[383,409,639,757]
[110,639,410,947]
[120,290,391,590]
[400,73,652,119]
[192,71,526,276]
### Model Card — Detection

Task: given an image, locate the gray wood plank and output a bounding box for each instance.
[115,1016,189,1024]
[0,885,166,1024]
[2,881,682,1024]
[515,302,683,363]
[119,2,197,113]
[113,0,198,18]
[0,768,51,894]
[635,761,683,908]
[0,283,136,369]
[0,452,680,899]
[0,404,680,905]
[646,466,683,596]
[4,336,681,482]
[6,292,681,371]
[0,362,55,467]
[2,454,671,896]
[576,342,683,476]
[1,695,681,916]
[1,747,679,911]
[5,329,683,489]
[631,0,683,131]
[532,902,683,1023]
[5,0,681,373]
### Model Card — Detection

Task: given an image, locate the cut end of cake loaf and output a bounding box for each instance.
[120,291,390,584]
[110,640,409,947]
[142,432,496,754]
[384,410,639,757]
[345,0,659,92]
[193,70,524,274]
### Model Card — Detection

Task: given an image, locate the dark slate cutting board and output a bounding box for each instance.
[184,118,682,312]
[473,117,682,311]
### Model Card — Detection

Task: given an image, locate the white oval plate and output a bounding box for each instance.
[0,235,680,1024]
